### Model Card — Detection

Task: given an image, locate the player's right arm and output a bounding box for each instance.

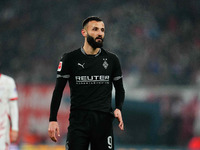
[49,77,68,122]
[48,77,67,142]
[48,54,69,142]
[48,121,60,142]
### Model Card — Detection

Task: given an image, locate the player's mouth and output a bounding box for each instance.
[96,37,103,42]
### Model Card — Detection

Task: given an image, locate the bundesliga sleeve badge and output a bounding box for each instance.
[57,61,62,71]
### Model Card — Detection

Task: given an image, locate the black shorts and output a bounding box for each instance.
[66,110,114,150]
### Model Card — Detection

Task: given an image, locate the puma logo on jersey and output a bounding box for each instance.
[78,63,85,68]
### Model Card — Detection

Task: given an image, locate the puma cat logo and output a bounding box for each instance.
[78,63,85,68]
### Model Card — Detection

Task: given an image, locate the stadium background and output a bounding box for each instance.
[1,0,200,149]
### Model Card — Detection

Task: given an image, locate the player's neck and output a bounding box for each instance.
[83,43,100,55]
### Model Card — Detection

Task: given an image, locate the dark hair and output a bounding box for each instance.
[82,16,103,28]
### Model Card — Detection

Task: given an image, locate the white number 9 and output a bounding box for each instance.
[107,136,112,149]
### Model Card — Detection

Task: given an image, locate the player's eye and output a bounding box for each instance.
[93,27,98,31]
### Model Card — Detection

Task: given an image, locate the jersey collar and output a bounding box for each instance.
[81,47,101,57]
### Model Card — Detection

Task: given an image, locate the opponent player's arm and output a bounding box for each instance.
[9,99,19,142]
[8,78,19,142]
[48,77,67,142]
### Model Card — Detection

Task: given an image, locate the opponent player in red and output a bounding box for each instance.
[0,71,19,150]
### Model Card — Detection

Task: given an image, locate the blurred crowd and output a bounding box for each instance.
[0,0,200,85]
[1,0,200,148]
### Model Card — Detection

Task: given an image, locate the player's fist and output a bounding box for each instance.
[10,130,18,142]
[114,109,124,131]
[48,121,60,142]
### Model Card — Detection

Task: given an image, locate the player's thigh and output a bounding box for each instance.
[66,111,90,150]
[66,127,90,150]
[90,134,114,150]
[90,113,114,150]
[0,123,10,150]
[0,137,9,150]
[66,135,89,150]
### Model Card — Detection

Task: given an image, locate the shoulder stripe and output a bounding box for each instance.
[113,76,123,81]
[10,97,18,101]
[57,74,70,79]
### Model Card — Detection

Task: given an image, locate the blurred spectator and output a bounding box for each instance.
[0,0,200,85]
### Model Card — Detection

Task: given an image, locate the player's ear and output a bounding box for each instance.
[81,29,87,37]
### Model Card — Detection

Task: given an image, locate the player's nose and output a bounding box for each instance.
[97,30,104,36]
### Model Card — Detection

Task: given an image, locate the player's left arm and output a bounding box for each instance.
[112,54,125,131]
[113,78,125,130]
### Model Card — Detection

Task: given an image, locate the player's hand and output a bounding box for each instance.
[48,121,60,142]
[114,108,124,131]
[10,130,18,142]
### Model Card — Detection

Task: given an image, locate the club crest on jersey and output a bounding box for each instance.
[57,61,62,71]
[103,58,108,69]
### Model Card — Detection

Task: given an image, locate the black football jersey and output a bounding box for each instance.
[57,47,123,112]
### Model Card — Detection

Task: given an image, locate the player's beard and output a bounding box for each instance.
[87,34,104,49]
